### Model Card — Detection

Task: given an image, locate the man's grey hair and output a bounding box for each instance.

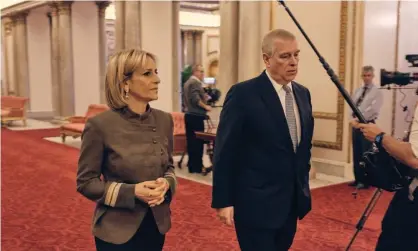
[362,65,374,73]
[261,29,296,56]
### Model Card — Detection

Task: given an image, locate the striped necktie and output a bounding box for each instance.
[283,85,298,152]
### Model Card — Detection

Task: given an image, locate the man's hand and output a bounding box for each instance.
[216,206,234,226]
[356,123,384,142]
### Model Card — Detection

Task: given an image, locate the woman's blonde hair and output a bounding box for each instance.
[105,48,157,110]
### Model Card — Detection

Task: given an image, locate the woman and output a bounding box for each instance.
[76,49,177,251]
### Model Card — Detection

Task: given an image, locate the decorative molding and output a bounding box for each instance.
[180,1,219,12]
[11,11,29,26]
[312,1,348,150]
[105,19,115,62]
[56,1,73,16]
[206,34,219,56]
[347,1,357,163]
[3,19,13,36]
[1,1,48,18]
[391,0,401,136]
[96,1,111,17]
[313,112,338,120]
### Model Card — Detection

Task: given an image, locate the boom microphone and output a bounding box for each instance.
[276,0,409,192]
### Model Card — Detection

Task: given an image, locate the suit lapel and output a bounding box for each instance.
[292,82,307,149]
[257,71,294,150]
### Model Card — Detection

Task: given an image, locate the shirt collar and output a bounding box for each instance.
[363,83,374,88]
[265,69,292,93]
[118,104,152,120]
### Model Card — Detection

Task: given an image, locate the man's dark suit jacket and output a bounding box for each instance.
[211,71,314,229]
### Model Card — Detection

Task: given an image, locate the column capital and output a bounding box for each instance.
[96,1,111,17]
[183,30,195,39]
[2,17,13,36]
[193,30,204,40]
[56,1,73,16]
[11,11,29,26]
[48,2,59,16]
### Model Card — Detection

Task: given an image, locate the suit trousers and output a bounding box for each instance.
[352,128,373,184]
[375,185,418,251]
[185,113,206,173]
[235,202,298,251]
[95,210,165,251]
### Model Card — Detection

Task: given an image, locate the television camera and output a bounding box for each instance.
[380,54,418,86]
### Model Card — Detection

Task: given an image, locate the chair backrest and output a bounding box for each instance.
[85,104,109,119]
[1,96,29,110]
[170,112,186,135]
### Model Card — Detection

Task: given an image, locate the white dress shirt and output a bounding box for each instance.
[266,70,301,144]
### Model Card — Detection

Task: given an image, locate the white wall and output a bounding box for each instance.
[141,1,175,112]
[72,1,100,115]
[363,1,418,139]
[27,10,52,113]
[394,1,418,139]
[363,1,399,134]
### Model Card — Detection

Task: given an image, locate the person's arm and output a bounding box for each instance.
[163,114,177,202]
[211,85,244,209]
[354,121,418,170]
[307,89,314,173]
[190,82,210,110]
[76,119,137,209]
[380,135,418,170]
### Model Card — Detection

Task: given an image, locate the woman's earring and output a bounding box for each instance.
[124,89,129,99]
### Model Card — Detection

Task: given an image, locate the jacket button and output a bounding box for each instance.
[152,128,156,132]
[153,140,157,144]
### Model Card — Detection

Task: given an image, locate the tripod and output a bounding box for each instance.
[346,188,383,250]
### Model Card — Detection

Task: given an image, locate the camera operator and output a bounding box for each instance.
[352,110,418,251]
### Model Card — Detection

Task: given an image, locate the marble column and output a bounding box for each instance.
[124,1,141,49]
[96,1,110,104]
[12,12,30,101]
[115,0,125,51]
[193,30,203,65]
[48,4,61,116]
[171,1,181,112]
[238,2,262,82]
[57,1,75,116]
[218,1,239,103]
[115,1,141,50]
[184,30,195,66]
[1,18,15,95]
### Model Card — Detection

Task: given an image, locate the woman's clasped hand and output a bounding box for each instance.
[135,178,169,207]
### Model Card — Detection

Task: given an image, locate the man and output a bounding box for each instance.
[353,108,418,251]
[211,29,314,251]
[183,64,212,174]
[350,66,383,189]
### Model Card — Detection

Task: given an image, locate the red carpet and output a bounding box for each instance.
[1,128,394,251]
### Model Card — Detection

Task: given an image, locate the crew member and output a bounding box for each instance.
[353,108,418,251]
[350,66,383,189]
